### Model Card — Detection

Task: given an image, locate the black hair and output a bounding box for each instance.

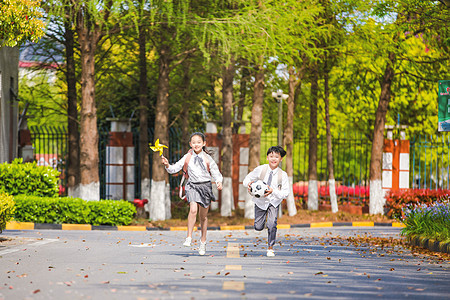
[267,145,286,158]
[190,132,211,155]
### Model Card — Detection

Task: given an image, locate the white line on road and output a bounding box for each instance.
[0,238,58,256]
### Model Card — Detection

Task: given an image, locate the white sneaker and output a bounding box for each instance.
[183,237,192,247]
[267,249,275,257]
[198,241,206,256]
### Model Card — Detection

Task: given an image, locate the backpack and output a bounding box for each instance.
[258,165,282,190]
[179,149,211,200]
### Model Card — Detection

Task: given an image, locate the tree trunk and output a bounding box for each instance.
[138,24,151,204]
[283,67,297,216]
[307,68,319,210]
[370,51,396,215]
[76,12,101,201]
[149,38,171,221]
[221,58,235,217]
[245,67,265,219]
[181,60,191,153]
[233,58,249,134]
[65,13,80,198]
[324,69,338,213]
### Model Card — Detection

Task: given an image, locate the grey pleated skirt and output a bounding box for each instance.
[185,181,217,208]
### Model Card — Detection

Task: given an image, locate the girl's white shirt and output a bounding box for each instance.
[165,150,223,184]
[243,164,290,210]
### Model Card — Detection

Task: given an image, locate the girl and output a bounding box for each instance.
[161,132,223,256]
[243,146,290,257]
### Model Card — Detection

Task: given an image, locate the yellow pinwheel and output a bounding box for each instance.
[149,139,168,156]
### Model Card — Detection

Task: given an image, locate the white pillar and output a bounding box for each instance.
[221,177,233,217]
[307,180,318,211]
[286,176,297,216]
[149,180,166,221]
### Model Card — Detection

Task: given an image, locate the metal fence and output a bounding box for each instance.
[29,126,68,194]
[410,133,450,190]
[261,130,372,205]
[28,126,450,205]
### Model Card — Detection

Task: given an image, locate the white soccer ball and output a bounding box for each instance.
[249,180,268,198]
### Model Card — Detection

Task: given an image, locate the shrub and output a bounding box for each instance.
[384,189,450,219]
[13,195,136,226]
[0,194,15,232]
[400,200,450,243]
[0,158,60,197]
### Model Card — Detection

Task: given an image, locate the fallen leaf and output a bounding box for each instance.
[33,289,41,294]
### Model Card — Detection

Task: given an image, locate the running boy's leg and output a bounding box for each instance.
[198,205,209,243]
[266,204,279,249]
[187,202,198,238]
[254,205,267,231]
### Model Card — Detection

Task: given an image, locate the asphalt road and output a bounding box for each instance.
[0,227,449,299]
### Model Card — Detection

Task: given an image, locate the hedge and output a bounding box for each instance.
[0,158,60,197]
[13,195,136,226]
[0,194,15,232]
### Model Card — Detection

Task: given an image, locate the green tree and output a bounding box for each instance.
[0,0,46,47]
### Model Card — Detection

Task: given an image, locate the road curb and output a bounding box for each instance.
[4,221,405,232]
[407,234,450,254]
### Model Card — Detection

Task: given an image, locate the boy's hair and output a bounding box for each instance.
[267,146,286,158]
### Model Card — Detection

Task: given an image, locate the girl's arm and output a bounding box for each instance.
[209,156,223,184]
[164,154,188,174]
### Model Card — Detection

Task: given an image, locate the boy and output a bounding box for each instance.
[243,146,290,257]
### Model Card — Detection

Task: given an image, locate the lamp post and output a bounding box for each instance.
[272,90,289,146]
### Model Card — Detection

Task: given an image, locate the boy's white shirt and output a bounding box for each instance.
[243,164,290,210]
[165,150,223,184]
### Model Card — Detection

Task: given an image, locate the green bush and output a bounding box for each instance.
[14,195,136,226]
[0,158,60,197]
[400,200,450,243]
[0,194,15,232]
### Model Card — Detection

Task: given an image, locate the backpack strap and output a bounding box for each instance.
[179,150,193,200]
[277,167,282,190]
[259,165,268,181]
[182,149,193,179]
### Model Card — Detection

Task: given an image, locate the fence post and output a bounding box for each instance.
[382,125,410,196]
[105,118,135,201]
